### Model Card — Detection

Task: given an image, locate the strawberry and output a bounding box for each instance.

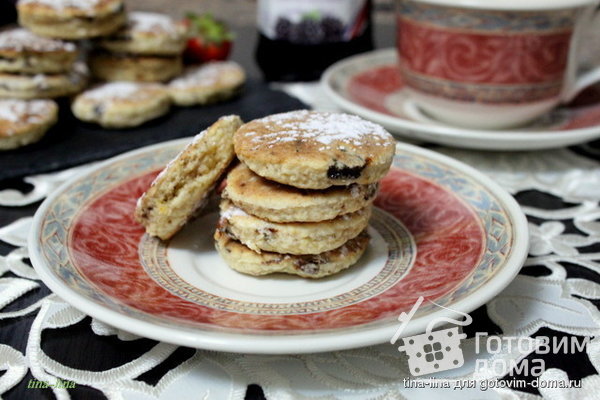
[184,13,234,63]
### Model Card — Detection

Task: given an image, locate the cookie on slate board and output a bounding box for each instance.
[71,81,171,128]
[234,110,396,189]
[0,98,58,150]
[135,115,243,240]
[168,61,246,106]
[89,51,182,82]
[0,27,78,74]
[17,0,126,39]
[97,11,188,56]
[0,62,88,99]
[214,228,370,279]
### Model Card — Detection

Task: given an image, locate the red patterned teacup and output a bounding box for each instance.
[396,0,600,129]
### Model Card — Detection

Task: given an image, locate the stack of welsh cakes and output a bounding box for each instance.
[0,27,87,100]
[0,27,84,149]
[90,11,187,82]
[216,110,396,278]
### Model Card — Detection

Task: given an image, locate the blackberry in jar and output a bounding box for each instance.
[274,17,293,41]
[322,16,344,42]
[255,0,374,81]
[291,18,325,45]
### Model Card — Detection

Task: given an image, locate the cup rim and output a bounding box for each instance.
[402,0,597,11]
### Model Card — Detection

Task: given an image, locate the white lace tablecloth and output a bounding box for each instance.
[1,85,599,400]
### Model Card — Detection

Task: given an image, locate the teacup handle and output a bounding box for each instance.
[562,67,600,103]
[562,7,600,103]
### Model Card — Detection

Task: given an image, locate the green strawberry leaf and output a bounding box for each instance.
[185,12,234,44]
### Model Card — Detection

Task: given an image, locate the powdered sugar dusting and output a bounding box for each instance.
[32,74,49,89]
[244,110,393,150]
[83,82,158,101]
[128,12,182,36]
[169,61,244,90]
[0,99,55,134]
[26,61,88,88]
[0,28,76,52]
[221,203,249,220]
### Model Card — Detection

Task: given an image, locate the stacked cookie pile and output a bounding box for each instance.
[70,59,245,128]
[90,11,187,82]
[0,27,85,149]
[0,0,127,149]
[216,110,396,278]
[134,111,396,278]
[18,0,126,39]
[0,28,87,100]
[0,0,247,140]
[80,11,187,127]
[73,10,244,128]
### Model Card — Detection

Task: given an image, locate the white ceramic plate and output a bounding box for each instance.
[322,48,600,151]
[29,139,528,354]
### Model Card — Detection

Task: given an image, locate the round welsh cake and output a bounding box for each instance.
[219,199,371,255]
[72,81,171,128]
[0,99,58,150]
[97,11,188,56]
[168,61,246,106]
[233,110,396,189]
[71,82,171,128]
[17,0,126,39]
[223,163,378,223]
[214,229,370,279]
[0,62,88,99]
[89,52,182,82]
[0,27,78,74]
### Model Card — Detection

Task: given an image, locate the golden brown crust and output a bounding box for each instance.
[0,99,58,149]
[71,82,171,128]
[214,229,370,278]
[0,27,77,55]
[0,62,88,99]
[168,62,246,106]
[90,52,182,82]
[18,2,126,39]
[97,12,188,56]
[0,28,78,74]
[0,28,78,73]
[234,110,396,189]
[17,0,124,18]
[223,163,378,222]
[219,199,371,254]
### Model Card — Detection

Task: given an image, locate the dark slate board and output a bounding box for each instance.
[0,79,306,181]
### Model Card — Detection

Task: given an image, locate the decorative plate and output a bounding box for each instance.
[322,48,600,151]
[29,139,528,354]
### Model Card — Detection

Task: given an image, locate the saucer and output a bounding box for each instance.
[29,138,527,354]
[322,49,600,151]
